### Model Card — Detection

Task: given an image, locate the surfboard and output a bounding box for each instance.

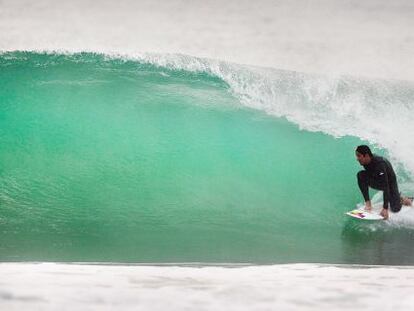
[345,209,384,220]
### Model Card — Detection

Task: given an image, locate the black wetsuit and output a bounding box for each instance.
[357,155,401,212]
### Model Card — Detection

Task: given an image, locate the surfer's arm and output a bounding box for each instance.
[357,170,370,202]
[379,163,390,209]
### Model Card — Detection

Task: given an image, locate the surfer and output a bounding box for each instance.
[355,145,413,220]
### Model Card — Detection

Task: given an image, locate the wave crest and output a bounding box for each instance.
[124,52,414,178]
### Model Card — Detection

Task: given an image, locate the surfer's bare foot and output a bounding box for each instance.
[400,196,413,206]
[364,201,372,212]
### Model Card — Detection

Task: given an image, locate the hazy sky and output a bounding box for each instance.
[1,0,413,80]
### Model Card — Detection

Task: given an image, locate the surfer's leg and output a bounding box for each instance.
[357,171,370,202]
[366,176,384,190]
[389,183,402,212]
[390,198,402,212]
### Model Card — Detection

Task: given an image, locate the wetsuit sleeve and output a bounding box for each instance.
[379,162,390,209]
[357,171,370,202]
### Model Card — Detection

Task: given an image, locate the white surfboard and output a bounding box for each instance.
[345,209,384,220]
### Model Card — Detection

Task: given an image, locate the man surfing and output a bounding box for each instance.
[355,145,413,220]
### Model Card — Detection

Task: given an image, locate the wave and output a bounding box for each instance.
[5,50,413,175]
[1,51,414,264]
[113,51,414,179]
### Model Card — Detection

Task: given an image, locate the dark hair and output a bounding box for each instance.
[356,145,373,157]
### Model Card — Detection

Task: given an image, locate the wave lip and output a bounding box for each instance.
[116,51,414,178]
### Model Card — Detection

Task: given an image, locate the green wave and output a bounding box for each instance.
[0,52,412,264]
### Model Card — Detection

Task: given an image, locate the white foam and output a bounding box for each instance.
[1,262,414,311]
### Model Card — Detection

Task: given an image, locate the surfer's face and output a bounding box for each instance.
[356,152,370,165]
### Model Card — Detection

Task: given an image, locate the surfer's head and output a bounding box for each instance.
[355,145,373,165]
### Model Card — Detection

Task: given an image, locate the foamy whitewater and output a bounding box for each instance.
[2,263,414,311]
[1,0,414,310]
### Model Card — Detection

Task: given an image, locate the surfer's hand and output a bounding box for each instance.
[380,208,389,220]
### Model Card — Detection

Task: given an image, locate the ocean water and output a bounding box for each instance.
[1,1,414,310]
[1,52,414,265]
